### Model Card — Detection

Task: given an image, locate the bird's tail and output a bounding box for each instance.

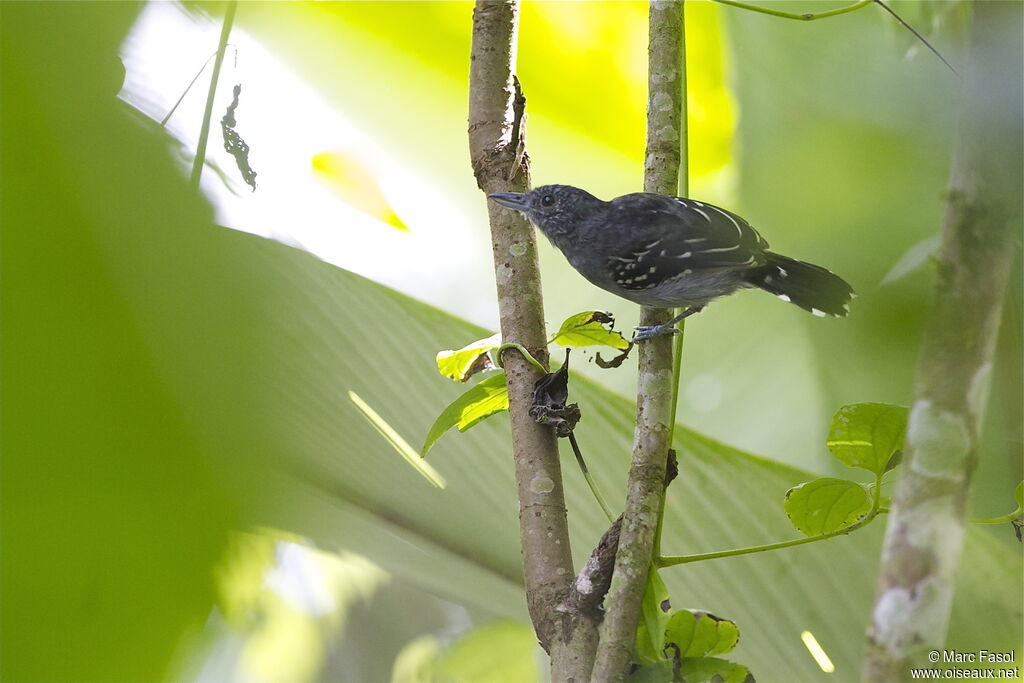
[747,252,854,317]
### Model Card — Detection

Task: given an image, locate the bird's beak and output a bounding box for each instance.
[488,192,529,211]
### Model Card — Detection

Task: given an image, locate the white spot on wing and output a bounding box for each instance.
[777,294,792,303]
[811,308,827,317]
[708,204,743,238]
[676,252,692,259]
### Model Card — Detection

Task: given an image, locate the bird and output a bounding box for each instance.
[489,185,854,340]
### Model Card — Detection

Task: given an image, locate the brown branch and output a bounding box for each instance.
[863,1,1022,679]
[592,1,686,679]
[467,2,598,678]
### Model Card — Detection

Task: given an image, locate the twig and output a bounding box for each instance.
[190,1,237,188]
[873,0,958,77]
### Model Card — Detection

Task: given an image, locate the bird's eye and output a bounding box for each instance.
[541,194,554,207]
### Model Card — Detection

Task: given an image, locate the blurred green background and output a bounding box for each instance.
[2,1,1020,682]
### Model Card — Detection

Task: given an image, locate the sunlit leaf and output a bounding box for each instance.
[433,620,538,683]
[549,311,629,350]
[678,656,753,683]
[312,150,408,231]
[664,610,740,658]
[784,478,872,537]
[436,334,501,383]
[421,374,509,456]
[634,567,671,665]
[827,403,909,475]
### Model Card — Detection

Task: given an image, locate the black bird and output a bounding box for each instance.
[489,185,854,339]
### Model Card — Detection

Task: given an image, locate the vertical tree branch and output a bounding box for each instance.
[863,1,1022,680]
[593,2,686,679]
[468,2,598,678]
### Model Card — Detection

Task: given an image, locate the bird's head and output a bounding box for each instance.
[488,185,603,241]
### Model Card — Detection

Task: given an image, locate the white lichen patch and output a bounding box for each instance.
[901,495,965,558]
[906,400,970,481]
[872,578,952,654]
[653,91,674,112]
[509,242,527,257]
[496,263,514,284]
[530,475,555,494]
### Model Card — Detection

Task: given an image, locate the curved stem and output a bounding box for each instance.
[712,0,871,21]
[495,342,548,374]
[659,471,883,567]
[970,507,1023,525]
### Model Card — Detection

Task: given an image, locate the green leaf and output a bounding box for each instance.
[432,620,538,683]
[435,333,501,382]
[627,660,675,683]
[421,374,509,456]
[1015,481,1023,508]
[665,610,740,657]
[827,403,909,475]
[634,567,672,665]
[549,311,630,350]
[784,478,872,536]
[678,657,753,683]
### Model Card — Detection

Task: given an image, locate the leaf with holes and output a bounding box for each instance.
[785,478,872,537]
[634,567,672,665]
[664,609,740,658]
[549,311,630,350]
[436,334,501,382]
[421,374,508,456]
[827,403,908,475]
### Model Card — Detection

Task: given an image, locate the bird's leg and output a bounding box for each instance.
[633,306,704,342]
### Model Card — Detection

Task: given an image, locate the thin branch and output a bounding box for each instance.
[873,0,958,77]
[467,2,598,678]
[660,472,884,566]
[713,0,872,21]
[190,1,237,189]
[714,0,959,76]
[863,1,1022,678]
[160,46,237,128]
[592,2,686,679]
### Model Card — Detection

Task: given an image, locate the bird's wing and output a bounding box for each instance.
[606,196,769,292]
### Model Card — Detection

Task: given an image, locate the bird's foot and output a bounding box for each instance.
[632,324,685,342]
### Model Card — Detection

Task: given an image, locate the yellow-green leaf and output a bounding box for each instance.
[784,478,871,537]
[550,311,629,350]
[436,334,501,382]
[665,610,740,658]
[827,403,909,475]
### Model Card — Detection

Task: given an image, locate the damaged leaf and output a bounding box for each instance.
[221,84,257,191]
[436,334,501,382]
[664,610,740,658]
[550,311,630,350]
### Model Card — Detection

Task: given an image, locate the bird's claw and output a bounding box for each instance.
[632,324,684,342]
